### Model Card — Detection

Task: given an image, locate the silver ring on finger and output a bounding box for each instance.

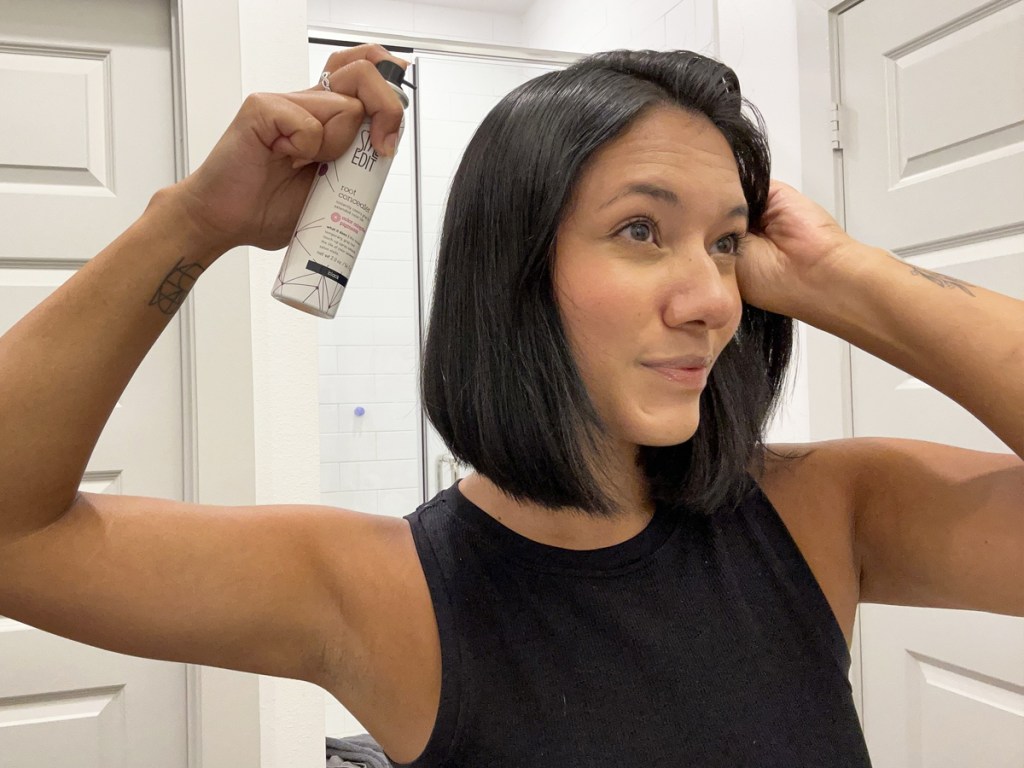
[320,71,331,92]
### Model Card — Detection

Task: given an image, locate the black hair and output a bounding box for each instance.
[421,49,795,518]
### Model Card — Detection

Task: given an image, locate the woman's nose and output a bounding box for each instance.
[661,249,739,330]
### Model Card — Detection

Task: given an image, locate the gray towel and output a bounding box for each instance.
[326,733,390,768]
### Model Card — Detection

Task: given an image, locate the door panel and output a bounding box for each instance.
[839,0,1024,765]
[0,2,188,766]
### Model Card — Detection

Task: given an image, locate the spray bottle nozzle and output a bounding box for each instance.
[375,60,415,91]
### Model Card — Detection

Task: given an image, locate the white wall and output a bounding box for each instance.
[524,0,716,54]
[309,0,525,45]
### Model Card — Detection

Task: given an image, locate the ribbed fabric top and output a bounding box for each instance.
[388,477,872,767]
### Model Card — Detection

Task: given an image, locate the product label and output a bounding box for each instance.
[288,118,397,279]
[351,129,379,173]
[306,260,348,286]
[274,106,405,318]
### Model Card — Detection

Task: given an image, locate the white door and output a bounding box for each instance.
[415,53,569,499]
[0,1,189,766]
[838,0,1024,765]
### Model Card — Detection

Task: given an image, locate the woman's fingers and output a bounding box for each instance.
[231,44,410,167]
[321,58,407,156]
[238,91,363,167]
[312,44,410,156]
[317,43,410,85]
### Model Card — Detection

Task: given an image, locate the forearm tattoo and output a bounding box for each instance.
[149,258,206,315]
[908,265,976,297]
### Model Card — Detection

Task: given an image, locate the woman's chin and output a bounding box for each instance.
[626,417,699,448]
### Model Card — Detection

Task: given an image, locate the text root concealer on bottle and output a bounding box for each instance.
[272,60,410,319]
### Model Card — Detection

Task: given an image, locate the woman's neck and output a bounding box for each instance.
[457,465,654,551]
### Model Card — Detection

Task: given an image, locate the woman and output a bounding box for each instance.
[0,45,1020,767]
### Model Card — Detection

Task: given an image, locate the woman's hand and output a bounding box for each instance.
[171,45,409,254]
[735,179,860,317]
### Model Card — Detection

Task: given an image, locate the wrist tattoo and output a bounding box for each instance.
[150,258,206,315]
[908,265,976,297]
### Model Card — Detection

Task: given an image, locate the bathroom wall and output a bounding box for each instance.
[308,0,526,45]
[523,0,717,54]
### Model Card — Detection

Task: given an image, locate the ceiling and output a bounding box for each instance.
[424,0,536,13]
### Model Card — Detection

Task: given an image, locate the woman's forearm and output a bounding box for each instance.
[797,244,1024,457]
[0,186,224,542]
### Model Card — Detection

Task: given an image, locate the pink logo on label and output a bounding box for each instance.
[331,212,342,223]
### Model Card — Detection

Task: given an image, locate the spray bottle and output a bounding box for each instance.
[272,60,410,318]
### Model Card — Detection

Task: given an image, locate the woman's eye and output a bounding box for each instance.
[621,220,655,243]
[713,233,747,256]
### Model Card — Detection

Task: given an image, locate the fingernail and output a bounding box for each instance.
[384,132,398,157]
[291,158,307,169]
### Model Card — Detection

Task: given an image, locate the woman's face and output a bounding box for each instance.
[553,105,747,452]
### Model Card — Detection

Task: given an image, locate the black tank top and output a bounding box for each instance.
[388,477,873,767]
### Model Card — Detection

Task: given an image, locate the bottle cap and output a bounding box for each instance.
[376,60,408,90]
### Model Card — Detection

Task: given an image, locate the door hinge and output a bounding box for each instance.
[830,102,843,150]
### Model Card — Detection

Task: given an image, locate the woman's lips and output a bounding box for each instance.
[643,364,709,388]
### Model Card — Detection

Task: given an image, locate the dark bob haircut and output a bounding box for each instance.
[421,49,795,519]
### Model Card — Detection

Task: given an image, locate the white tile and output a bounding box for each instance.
[320,344,340,375]
[450,92,502,124]
[374,346,416,374]
[359,459,419,490]
[337,401,419,432]
[340,288,415,318]
[336,345,374,375]
[320,462,341,492]
[355,259,416,289]
[413,4,493,42]
[420,174,454,208]
[445,63,497,96]
[419,149,461,179]
[321,432,377,463]
[329,0,416,32]
[321,374,375,403]
[379,487,423,516]
[320,403,339,433]
[321,489,378,513]
[665,0,697,51]
[373,317,417,346]
[368,202,413,233]
[379,171,413,204]
[361,230,415,261]
[321,315,374,345]
[376,430,418,460]
[375,373,416,402]
[420,119,479,151]
[418,90,453,122]
[421,204,446,237]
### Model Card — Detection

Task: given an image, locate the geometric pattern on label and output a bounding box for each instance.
[273,270,344,315]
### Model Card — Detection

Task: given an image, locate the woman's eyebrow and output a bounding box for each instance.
[600,182,680,209]
[600,182,750,225]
